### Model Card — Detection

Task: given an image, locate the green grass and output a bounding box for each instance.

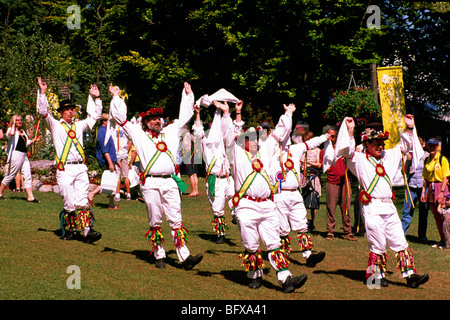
[0,176,449,300]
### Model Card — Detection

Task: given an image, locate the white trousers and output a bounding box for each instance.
[141,177,190,262]
[56,163,90,212]
[274,190,308,235]
[2,151,32,189]
[235,198,292,283]
[362,199,409,255]
[206,176,234,216]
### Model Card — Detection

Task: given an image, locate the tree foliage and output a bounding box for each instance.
[0,0,448,134]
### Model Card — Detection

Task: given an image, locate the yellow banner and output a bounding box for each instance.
[377,66,406,149]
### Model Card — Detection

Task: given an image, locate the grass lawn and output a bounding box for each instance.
[0,175,448,302]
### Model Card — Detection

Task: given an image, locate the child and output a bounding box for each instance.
[437,194,450,249]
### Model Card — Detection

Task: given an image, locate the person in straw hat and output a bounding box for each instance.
[336,116,429,288]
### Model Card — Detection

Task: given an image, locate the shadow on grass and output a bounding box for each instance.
[101,247,183,269]
[196,232,238,246]
[313,269,406,287]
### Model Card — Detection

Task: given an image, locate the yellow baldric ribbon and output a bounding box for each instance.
[56,122,85,171]
[342,161,351,215]
[231,151,276,207]
[401,155,415,209]
[360,155,391,205]
[141,133,176,180]
[275,145,302,192]
[140,133,187,193]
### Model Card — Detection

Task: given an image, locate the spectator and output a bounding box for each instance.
[300,131,322,231]
[401,137,429,243]
[421,137,450,248]
[183,129,201,197]
[437,194,450,249]
[88,113,120,210]
[320,125,356,241]
[0,114,41,203]
[112,126,131,201]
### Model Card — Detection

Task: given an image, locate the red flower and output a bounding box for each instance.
[57,162,65,171]
[252,159,263,172]
[232,193,240,207]
[375,163,386,177]
[284,159,294,170]
[359,190,372,205]
[67,130,76,139]
[156,141,168,152]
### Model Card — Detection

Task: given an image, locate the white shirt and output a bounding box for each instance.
[37,94,102,163]
[346,133,413,199]
[223,112,292,198]
[193,110,230,177]
[271,135,328,190]
[110,90,194,176]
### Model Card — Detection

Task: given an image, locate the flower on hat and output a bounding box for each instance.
[360,128,390,141]
[139,107,163,118]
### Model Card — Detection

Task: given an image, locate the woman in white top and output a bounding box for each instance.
[0,114,41,202]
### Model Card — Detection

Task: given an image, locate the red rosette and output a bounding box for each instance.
[156,141,168,152]
[375,163,386,177]
[284,159,294,171]
[57,161,65,171]
[251,159,263,172]
[232,193,240,207]
[359,190,372,205]
[139,172,146,185]
[67,129,76,139]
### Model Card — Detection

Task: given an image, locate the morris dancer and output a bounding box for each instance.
[337,117,429,288]
[108,83,203,270]
[37,77,102,243]
[193,102,235,244]
[223,101,308,293]
[271,126,329,267]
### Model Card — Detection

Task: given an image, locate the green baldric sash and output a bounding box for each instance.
[56,123,85,171]
[206,156,218,200]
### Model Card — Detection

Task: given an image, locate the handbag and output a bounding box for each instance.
[100,170,119,195]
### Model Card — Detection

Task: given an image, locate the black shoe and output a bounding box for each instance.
[155,258,166,269]
[306,251,326,267]
[61,230,75,240]
[231,216,237,225]
[380,278,389,287]
[406,273,429,288]
[248,277,262,289]
[216,235,225,244]
[84,231,102,244]
[183,254,203,270]
[282,274,308,293]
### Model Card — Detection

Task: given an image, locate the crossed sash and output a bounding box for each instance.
[360,155,391,205]
[55,123,85,171]
[232,151,275,207]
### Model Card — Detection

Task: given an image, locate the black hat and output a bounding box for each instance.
[57,99,77,112]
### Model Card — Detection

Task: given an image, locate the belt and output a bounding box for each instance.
[215,175,228,179]
[66,161,84,165]
[146,174,172,179]
[281,188,298,192]
[243,195,271,202]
